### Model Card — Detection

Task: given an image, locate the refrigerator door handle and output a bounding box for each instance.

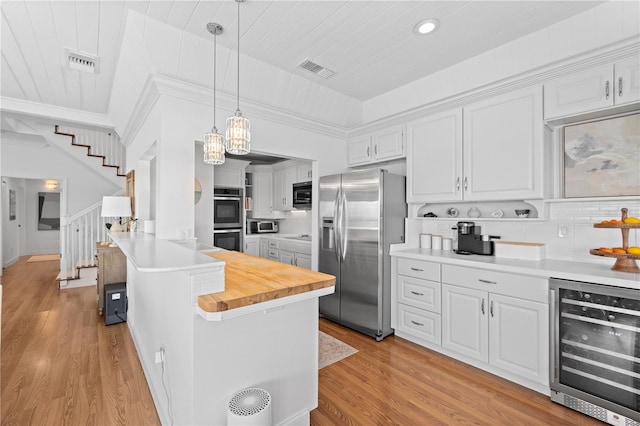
[341,191,348,261]
[333,190,341,262]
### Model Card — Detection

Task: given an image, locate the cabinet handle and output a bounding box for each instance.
[410,267,423,272]
[410,320,424,327]
[374,144,378,155]
[367,146,370,157]
[605,80,610,99]
[619,77,623,97]
[456,177,460,191]
[490,300,494,317]
[481,298,485,315]
[464,177,468,191]
[410,291,424,296]
[478,279,497,284]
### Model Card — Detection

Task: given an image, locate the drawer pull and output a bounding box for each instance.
[478,279,497,284]
[410,320,424,327]
[410,267,424,272]
[490,300,494,317]
[481,298,485,315]
[410,291,424,296]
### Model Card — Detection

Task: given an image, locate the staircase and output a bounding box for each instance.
[54,126,127,286]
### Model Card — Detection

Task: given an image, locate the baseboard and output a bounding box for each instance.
[277,409,311,426]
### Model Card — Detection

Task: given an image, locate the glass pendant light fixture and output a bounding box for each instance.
[204,22,225,165]
[226,0,250,155]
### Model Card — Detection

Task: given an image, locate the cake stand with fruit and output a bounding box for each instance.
[590,208,640,273]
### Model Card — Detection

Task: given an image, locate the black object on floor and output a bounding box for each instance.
[105,282,127,325]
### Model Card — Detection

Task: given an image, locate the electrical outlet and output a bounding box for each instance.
[558,224,569,238]
[155,351,162,364]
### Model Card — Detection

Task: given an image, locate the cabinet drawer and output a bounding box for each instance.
[397,258,440,281]
[268,240,278,248]
[398,276,441,313]
[441,265,547,303]
[268,248,279,259]
[397,304,441,345]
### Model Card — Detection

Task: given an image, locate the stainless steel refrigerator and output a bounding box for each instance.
[318,169,406,340]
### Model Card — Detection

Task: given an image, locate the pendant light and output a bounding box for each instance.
[204,22,226,165]
[226,0,250,155]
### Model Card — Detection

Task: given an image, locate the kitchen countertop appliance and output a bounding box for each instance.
[454,221,499,255]
[318,169,406,341]
[247,219,279,234]
[550,278,640,424]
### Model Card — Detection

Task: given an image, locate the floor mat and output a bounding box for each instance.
[27,254,60,262]
[319,331,358,369]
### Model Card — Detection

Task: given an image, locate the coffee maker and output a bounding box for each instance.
[454,221,499,255]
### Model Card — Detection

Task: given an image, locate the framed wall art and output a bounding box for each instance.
[563,112,640,198]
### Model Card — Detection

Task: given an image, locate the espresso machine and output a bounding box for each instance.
[454,221,499,255]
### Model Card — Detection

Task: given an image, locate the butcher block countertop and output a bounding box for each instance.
[198,251,335,313]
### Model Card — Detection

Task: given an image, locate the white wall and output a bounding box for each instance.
[25,180,60,255]
[363,1,640,122]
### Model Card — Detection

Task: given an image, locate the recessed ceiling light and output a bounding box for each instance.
[414,18,440,35]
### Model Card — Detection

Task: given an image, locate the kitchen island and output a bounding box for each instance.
[109,232,335,425]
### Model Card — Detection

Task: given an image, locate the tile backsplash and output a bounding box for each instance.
[407,199,640,265]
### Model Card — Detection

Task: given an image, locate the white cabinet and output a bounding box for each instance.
[259,239,269,258]
[407,87,544,203]
[272,166,297,211]
[295,253,312,269]
[394,258,442,346]
[278,240,312,269]
[347,126,405,166]
[214,158,249,188]
[441,265,549,387]
[544,58,640,119]
[295,162,312,183]
[252,171,273,218]
[407,108,462,203]
[266,239,279,261]
[243,235,259,256]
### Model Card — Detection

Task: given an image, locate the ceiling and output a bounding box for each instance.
[1,1,605,131]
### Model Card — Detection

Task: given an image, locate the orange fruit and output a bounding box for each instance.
[599,247,613,253]
[612,248,626,254]
[600,220,610,224]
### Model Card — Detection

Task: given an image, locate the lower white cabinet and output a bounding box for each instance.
[260,238,312,269]
[397,303,441,346]
[244,236,260,256]
[442,284,487,360]
[259,239,269,258]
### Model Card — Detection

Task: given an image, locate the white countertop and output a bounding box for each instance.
[109,232,225,272]
[245,233,312,243]
[391,247,640,290]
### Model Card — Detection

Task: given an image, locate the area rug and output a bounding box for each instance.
[319,331,358,369]
[27,254,60,262]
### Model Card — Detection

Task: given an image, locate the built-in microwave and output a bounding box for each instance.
[293,181,312,210]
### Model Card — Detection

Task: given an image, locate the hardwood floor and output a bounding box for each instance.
[314,319,602,425]
[2,256,601,425]
[1,256,159,425]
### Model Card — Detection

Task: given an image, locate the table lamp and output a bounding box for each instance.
[101,196,132,232]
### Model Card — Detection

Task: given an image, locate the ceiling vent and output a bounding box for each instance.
[65,48,99,74]
[297,59,335,79]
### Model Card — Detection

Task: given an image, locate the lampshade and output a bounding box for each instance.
[101,196,132,218]
[225,0,250,156]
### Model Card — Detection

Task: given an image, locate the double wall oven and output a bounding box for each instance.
[550,278,640,424]
[213,187,243,251]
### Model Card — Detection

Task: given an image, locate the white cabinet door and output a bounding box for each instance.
[280,250,295,265]
[296,162,312,182]
[252,171,273,218]
[259,239,269,258]
[615,57,640,106]
[463,86,544,201]
[406,109,462,202]
[347,136,372,166]
[372,126,404,162]
[272,167,296,211]
[544,64,613,119]
[488,293,549,386]
[442,284,488,362]
[214,166,244,188]
[295,253,312,269]
[244,237,259,256]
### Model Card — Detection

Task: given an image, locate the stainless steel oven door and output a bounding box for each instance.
[213,229,243,252]
[549,278,640,423]
[213,196,242,229]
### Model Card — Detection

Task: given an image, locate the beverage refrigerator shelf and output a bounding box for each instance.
[562,366,640,396]
[561,298,640,317]
[561,312,640,334]
[561,339,639,363]
[562,353,640,380]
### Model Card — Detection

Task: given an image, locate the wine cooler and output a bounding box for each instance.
[550,278,640,425]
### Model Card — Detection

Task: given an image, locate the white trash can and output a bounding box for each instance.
[227,387,272,426]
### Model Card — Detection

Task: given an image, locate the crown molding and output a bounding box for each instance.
[122,74,347,142]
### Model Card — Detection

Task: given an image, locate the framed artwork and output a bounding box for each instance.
[563,112,640,198]
[9,189,16,220]
[38,192,60,230]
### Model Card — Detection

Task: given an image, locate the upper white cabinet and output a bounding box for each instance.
[544,58,640,120]
[214,158,250,188]
[407,108,462,203]
[295,162,312,183]
[407,86,545,203]
[347,125,405,166]
[272,165,297,211]
[251,170,273,218]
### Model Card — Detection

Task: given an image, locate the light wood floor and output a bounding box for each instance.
[2,256,601,425]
